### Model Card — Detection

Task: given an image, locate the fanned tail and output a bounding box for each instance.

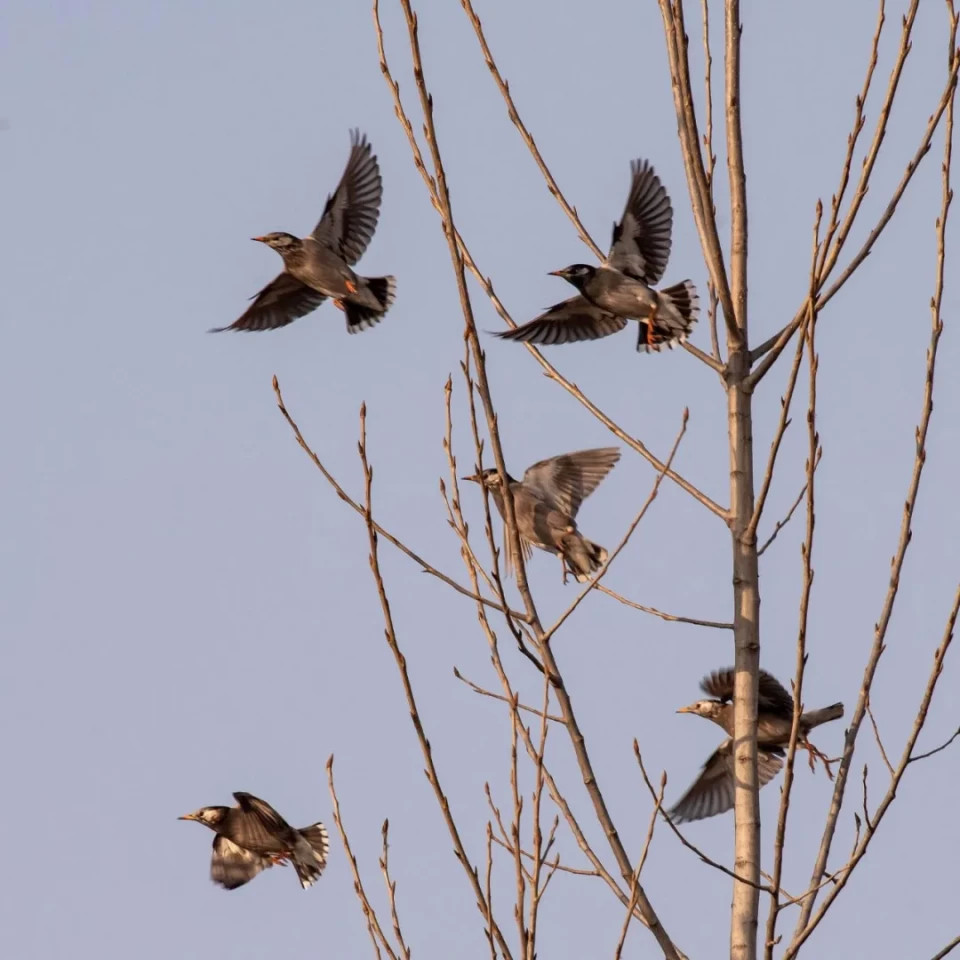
[344,275,396,334]
[638,280,699,353]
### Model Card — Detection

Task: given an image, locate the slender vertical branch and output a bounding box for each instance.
[764,234,822,958]
[788,7,957,943]
[357,404,515,959]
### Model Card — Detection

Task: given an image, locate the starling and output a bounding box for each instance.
[212,130,395,335]
[462,447,620,582]
[494,159,698,352]
[669,668,844,824]
[179,792,330,890]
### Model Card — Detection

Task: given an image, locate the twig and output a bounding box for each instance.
[540,410,689,643]
[657,0,737,342]
[634,743,771,894]
[489,835,598,878]
[594,583,733,629]
[786,12,958,947]
[357,404,514,959]
[865,699,895,778]
[327,756,398,960]
[909,726,960,763]
[931,934,960,960]
[379,820,412,960]
[763,214,823,959]
[459,0,721,374]
[756,458,820,558]
[454,668,564,723]
[375,0,726,520]
[614,773,666,960]
[273,376,529,623]
[746,205,822,543]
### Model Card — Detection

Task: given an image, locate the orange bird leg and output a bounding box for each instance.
[802,738,839,779]
[646,301,659,347]
[344,279,358,294]
[333,299,345,311]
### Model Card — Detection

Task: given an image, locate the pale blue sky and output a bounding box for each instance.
[2,1,957,957]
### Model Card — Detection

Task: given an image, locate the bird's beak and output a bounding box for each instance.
[676,705,694,715]
[251,236,268,244]
[548,269,565,277]
[178,812,199,822]
[461,474,479,483]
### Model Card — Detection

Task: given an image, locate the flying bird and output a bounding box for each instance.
[668,668,843,824]
[212,130,395,335]
[494,159,698,352]
[179,791,330,890]
[462,447,620,582]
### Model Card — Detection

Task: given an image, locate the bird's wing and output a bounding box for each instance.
[606,159,673,284]
[522,448,621,519]
[211,273,327,332]
[700,668,795,720]
[757,670,795,717]
[670,742,784,823]
[311,130,383,266]
[493,296,627,345]
[210,835,274,889]
[231,792,296,849]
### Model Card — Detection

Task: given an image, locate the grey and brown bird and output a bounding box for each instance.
[179,792,330,890]
[462,447,620,582]
[494,159,697,352]
[668,668,844,824]
[212,130,395,335]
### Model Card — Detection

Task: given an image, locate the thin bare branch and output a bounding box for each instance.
[379,820,412,960]
[540,410,689,643]
[594,583,733,630]
[454,668,564,723]
[273,376,529,623]
[763,225,823,958]
[865,699,896,777]
[909,725,960,763]
[327,756,399,960]
[747,205,822,543]
[614,773,666,960]
[657,0,737,341]
[459,0,720,373]
[489,835,599,878]
[357,404,514,959]
[634,743,771,894]
[757,457,819,558]
[932,934,960,960]
[788,23,958,943]
[749,36,960,382]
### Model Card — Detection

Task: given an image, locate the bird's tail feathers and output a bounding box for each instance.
[801,702,844,730]
[639,280,699,353]
[298,822,330,866]
[344,276,396,334]
[290,826,329,890]
[562,534,607,583]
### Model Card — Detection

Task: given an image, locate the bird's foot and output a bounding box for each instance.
[646,303,659,347]
[333,299,345,311]
[345,279,358,294]
[803,739,839,779]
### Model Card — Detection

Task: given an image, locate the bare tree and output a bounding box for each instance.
[272,1,959,957]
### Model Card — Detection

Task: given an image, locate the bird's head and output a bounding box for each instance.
[252,232,302,253]
[178,806,229,828]
[676,699,726,723]
[462,468,507,489]
[548,263,595,290]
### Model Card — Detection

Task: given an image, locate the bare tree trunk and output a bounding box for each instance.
[723,3,759,956]
[727,350,760,960]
